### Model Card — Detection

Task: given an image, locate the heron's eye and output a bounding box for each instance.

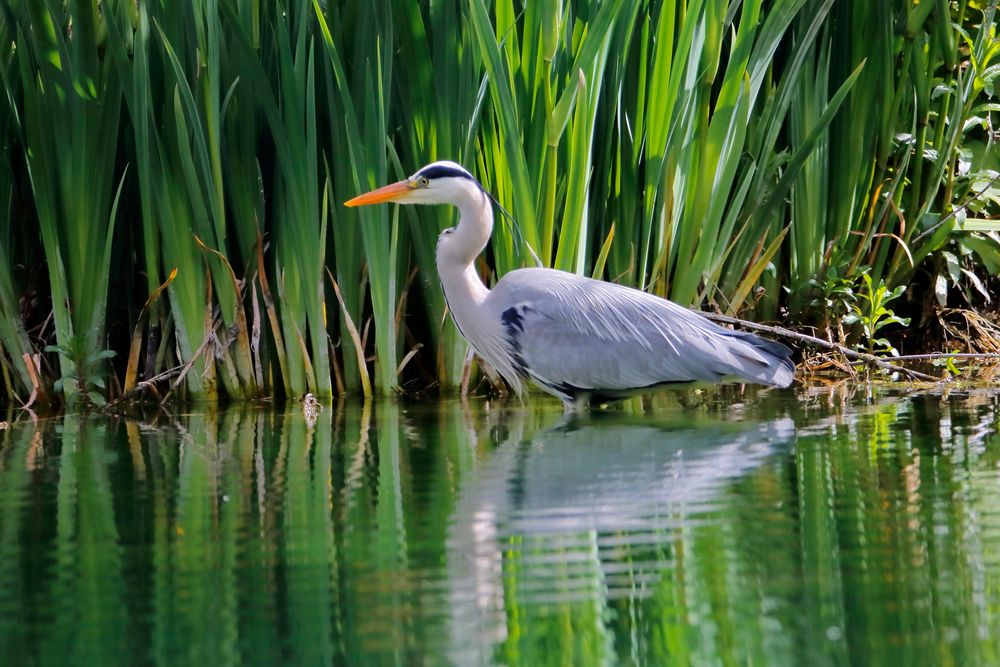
[419,177,430,188]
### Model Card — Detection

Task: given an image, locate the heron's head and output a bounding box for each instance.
[344,161,481,208]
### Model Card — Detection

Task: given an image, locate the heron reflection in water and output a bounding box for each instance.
[442,406,796,664]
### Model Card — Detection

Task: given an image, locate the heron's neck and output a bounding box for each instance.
[436,187,494,324]
[452,186,494,267]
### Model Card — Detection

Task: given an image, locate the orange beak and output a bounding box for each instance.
[344,180,414,207]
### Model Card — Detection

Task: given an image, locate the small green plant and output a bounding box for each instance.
[931,353,964,378]
[45,336,116,408]
[803,266,858,341]
[843,272,911,358]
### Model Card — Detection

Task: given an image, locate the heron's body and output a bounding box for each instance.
[347,161,794,409]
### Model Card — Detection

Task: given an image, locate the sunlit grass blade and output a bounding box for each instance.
[591,224,616,280]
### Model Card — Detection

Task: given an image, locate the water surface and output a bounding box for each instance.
[1,386,999,665]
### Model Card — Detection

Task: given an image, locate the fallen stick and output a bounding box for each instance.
[891,353,1000,361]
[698,311,941,383]
[107,330,215,408]
[159,333,215,405]
[106,364,186,408]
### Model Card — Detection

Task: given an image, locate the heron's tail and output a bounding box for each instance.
[723,331,795,387]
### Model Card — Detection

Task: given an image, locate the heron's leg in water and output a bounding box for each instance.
[562,393,592,414]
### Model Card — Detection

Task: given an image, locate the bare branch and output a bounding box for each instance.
[697,311,941,382]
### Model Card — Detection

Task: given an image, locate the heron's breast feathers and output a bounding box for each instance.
[457,306,530,396]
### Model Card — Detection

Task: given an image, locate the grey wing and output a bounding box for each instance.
[487,268,793,393]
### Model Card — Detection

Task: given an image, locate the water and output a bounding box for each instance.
[1,386,999,666]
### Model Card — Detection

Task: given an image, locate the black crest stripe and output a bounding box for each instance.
[418,165,474,181]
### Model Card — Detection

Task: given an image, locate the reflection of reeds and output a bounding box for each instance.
[0,394,999,662]
[0,420,36,657]
[46,419,129,664]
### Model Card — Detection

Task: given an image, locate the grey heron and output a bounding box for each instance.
[346,161,794,410]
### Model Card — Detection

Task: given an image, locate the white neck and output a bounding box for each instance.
[435,183,494,319]
[430,176,526,394]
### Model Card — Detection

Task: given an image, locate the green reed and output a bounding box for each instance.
[789,0,999,314]
[314,1,401,397]
[253,0,333,397]
[0,0,996,405]
[610,0,799,306]
[389,0,483,392]
[0,18,37,402]
[4,0,126,402]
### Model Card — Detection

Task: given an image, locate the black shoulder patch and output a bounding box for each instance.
[500,306,530,379]
[418,164,474,181]
[501,306,525,333]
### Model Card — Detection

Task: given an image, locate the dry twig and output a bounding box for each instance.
[106,364,186,408]
[698,311,941,382]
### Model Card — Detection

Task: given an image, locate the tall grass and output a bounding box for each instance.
[4,0,126,402]
[243,1,333,397]
[0,0,996,405]
[0,15,38,402]
[389,0,483,392]
[590,0,861,315]
[314,1,398,396]
[789,0,1000,314]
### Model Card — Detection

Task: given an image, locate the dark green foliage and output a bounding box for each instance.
[44,336,116,407]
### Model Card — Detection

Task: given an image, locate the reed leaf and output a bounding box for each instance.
[389,0,483,391]
[314,1,399,396]
[0,26,37,400]
[10,0,124,400]
[0,0,994,403]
